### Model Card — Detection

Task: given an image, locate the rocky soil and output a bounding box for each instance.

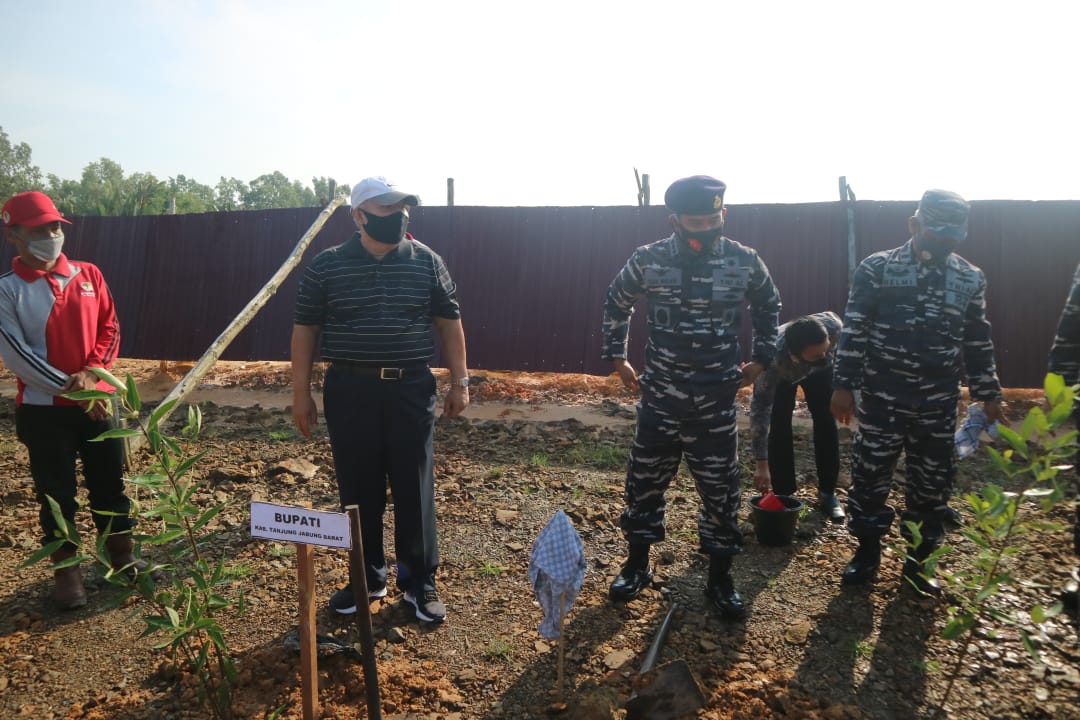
[0,361,1076,719]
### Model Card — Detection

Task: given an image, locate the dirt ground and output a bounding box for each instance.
[0,361,1077,720]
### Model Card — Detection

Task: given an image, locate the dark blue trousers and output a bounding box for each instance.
[322,366,439,594]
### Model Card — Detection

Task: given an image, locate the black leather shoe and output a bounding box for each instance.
[705,576,745,619]
[902,559,942,596]
[817,492,846,522]
[944,505,963,528]
[841,542,881,586]
[1061,580,1079,611]
[609,564,652,602]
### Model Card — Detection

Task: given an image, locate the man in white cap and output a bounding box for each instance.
[291,177,469,623]
[0,191,141,611]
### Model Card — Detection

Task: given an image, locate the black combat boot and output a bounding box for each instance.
[704,554,745,619]
[943,505,964,528]
[1061,568,1079,612]
[609,544,652,602]
[841,536,881,585]
[902,543,943,596]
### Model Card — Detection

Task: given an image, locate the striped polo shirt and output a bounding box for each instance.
[294,232,460,365]
[0,254,121,406]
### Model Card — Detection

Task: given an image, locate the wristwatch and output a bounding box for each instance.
[451,376,470,388]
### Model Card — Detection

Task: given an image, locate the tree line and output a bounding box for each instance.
[1,126,348,216]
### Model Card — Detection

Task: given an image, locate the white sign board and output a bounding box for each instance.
[250,501,351,549]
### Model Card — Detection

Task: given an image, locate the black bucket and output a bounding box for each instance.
[749,495,804,546]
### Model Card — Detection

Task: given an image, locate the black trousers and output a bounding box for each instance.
[16,404,133,548]
[322,366,439,594]
[767,369,840,496]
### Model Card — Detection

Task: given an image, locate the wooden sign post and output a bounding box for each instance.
[250,501,362,720]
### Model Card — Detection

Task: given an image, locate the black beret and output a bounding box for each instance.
[664,175,727,215]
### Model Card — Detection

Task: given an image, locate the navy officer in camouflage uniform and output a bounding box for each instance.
[750,312,845,521]
[601,175,781,618]
[1048,262,1080,608]
[831,189,1005,594]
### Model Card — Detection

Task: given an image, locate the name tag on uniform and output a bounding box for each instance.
[882,264,916,288]
[713,266,749,289]
[946,278,976,294]
[946,275,976,309]
[645,267,681,287]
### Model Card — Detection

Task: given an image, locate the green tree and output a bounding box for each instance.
[0,126,44,201]
[242,171,317,210]
[126,172,168,216]
[214,176,248,211]
[167,175,216,214]
[312,176,349,205]
[76,158,128,215]
[45,174,82,217]
[68,159,168,216]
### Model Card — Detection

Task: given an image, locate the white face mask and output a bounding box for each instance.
[27,232,65,263]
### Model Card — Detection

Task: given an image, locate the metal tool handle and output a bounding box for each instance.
[640,601,679,673]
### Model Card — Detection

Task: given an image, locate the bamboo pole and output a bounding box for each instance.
[130,195,346,446]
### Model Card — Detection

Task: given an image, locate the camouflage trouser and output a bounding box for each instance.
[620,400,742,556]
[847,394,956,548]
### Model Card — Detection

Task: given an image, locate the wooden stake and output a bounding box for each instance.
[557,591,566,698]
[296,543,319,720]
[839,176,857,282]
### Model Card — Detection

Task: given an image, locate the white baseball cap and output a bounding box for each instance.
[350,176,421,209]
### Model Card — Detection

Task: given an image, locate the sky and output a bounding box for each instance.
[3,0,1077,207]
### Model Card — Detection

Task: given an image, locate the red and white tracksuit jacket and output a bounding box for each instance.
[0,254,120,406]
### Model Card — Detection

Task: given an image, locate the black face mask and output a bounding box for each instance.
[675,224,724,253]
[363,210,408,245]
[916,236,958,264]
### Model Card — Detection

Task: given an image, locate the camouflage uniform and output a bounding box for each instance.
[1049,263,1080,399]
[750,311,843,494]
[602,233,781,556]
[833,240,1002,548]
[1048,262,1080,555]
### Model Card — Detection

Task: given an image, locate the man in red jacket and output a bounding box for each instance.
[1,191,140,610]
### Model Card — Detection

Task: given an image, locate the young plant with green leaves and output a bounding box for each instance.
[21,369,247,720]
[917,373,1076,711]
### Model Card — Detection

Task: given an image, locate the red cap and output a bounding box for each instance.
[2,192,72,228]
